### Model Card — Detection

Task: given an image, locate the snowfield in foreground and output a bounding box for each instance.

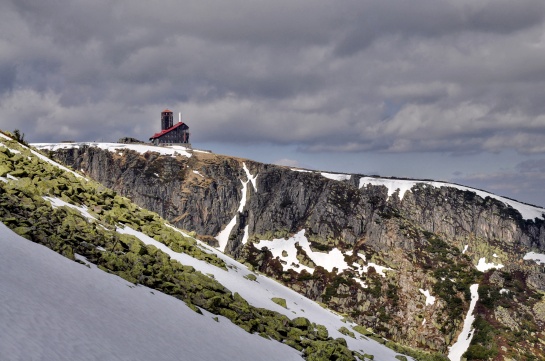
[0,223,303,361]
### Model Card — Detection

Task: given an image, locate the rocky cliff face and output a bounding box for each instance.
[48,144,545,358]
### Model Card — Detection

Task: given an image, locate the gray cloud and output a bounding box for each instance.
[453,158,545,208]
[1,0,545,156]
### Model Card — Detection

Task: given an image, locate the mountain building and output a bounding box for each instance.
[149,109,190,146]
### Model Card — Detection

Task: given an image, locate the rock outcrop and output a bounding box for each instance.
[48,144,545,357]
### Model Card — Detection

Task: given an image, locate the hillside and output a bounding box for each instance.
[34,140,545,361]
[0,222,303,361]
[0,132,416,361]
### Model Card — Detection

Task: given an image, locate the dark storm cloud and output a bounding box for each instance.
[1,0,545,156]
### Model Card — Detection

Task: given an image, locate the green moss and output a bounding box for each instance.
[292,317,311,330]
[244,273,257,281]
[271,297,287,308]
[352,325,373,336]
[385,341,449,361]
[338,326,355,339]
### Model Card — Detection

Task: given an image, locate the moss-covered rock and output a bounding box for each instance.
[271,297,287,308]
[338,326,356,339]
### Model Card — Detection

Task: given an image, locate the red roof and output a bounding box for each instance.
[150,121,186,139]
[162,109,172,113]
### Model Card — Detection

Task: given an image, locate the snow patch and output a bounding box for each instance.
[254,230,393,280]
[241,225,249,245]
[215,163,257,251]
[254,231,315,274]
[32,142,192,158]
[523,251,545,265]
[0,174,18,183]
[320,172,351,181]
[462,245,468,254]
[419,289,436,306]
[238,178,248,212]
[359,177,427,200]
[448,284,479,361]
[243,162,258,191]
[43,196,96,221]
[216,216,237,252]
[363,262,393,277]
[475,257,504,272]
[192,170,204,177]
[254,230,348,274]
[500,288,509,295]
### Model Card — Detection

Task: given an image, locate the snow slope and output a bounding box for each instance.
[0,222,304,361]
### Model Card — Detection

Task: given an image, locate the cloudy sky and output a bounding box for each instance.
[2,0,545,208]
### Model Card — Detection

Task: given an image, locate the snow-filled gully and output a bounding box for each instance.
[448,284,479,361]
[216,163,258,252]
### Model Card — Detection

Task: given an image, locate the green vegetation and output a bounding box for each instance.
[464,316,498,360]
[352,325,373,336]
[271,297,287,308]
[385,341,450,361]
[243,273,257,281]
[338,326,355,338]
[12,129,28,146]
